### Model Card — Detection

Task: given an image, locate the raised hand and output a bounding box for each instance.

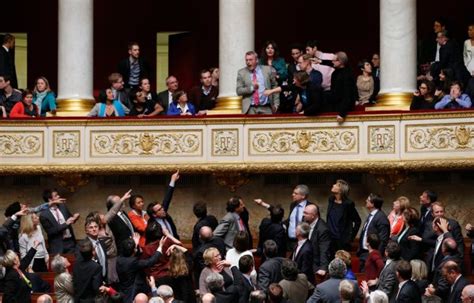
[120,189,132,202]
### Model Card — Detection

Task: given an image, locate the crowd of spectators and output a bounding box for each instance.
[2,21,474,121]
[1,173,474,303]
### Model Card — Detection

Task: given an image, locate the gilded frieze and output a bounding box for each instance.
[0,131,43,157]
[90,130,202,157]
[249,127,358,155]
[212,129,239,156]
[53,131,80,158]
[368,126,395,154]
[406,124,474,152]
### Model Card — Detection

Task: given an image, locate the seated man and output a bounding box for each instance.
[236,51,280,114]
[188,69,218,114]
[108,72,131,109]
[0,74,22,115]
[435,81,472,109]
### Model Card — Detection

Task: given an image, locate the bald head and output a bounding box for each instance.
[462,285,474,302]
[37,294,53,303]
[442,237,457,256]
[303,204,319,224]
[202,293,216,303]
[133,293,148,303]
[200,226,213,241]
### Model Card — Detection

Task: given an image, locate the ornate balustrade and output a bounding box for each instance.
[1,111,474,175]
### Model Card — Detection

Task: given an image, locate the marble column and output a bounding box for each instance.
[211,0,255,114]
[369,0,416,111]
[56,0,94,116]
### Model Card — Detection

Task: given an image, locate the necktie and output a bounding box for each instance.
[16,269,32,288]
[252,71,259,106]
[53,207,71,238]
[295,205,301,226]
[119,212,134,235]
[238,217,246,232]
[362,213,373,249]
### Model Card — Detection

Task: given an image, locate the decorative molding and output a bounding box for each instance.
[249,127,358,155]
[90,130,202,157]
[214,172,249,192]
[368,125,396,154]
[371,170,409,191]
[406,123,474,152]
[53,131,80,158]
[212,129,239,156]
[0,131,43,157]
[54,173,89,192]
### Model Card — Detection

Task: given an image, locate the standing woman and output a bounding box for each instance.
[33,76,57,116]
[128,194,149,248]
[356,59,374,107]
[167,245,196,303]
[19,213,49,272]
[387,196,410,237]
[259,40,288,83]
[9,89,39,118]
[326,179,361,253]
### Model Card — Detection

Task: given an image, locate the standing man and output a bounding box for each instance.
[357,193,390,271]
[0,34,18,88]
[39,189,80,254]
[329,51,357,123]
[291,222,314,283]
[117,42,151,90]
[236,50,280,114]
[83,217,108,280]
[157,75,179,115]
[214,196,249,250]
[394,260,421,303]
[188,69,218,114]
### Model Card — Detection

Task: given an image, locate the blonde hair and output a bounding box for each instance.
[33,76,51,93]
[169,248,189,277]
[410,259,428,280]
[20,214,36,236]
[2,250,18,268]
[203,247,219,266]
[335,250,352,268]
[396,196,410,213]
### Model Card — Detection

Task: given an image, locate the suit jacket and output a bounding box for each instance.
[0,46,18,88]
[395,226,421,261]
[257,218,286,258]
[116,251,162,303]
[214,212,241,249]
[257,256,285,291]
[423,220,464,263]
[236,65,280,114]
[73,258,103,303]
[282,200,314,239]
[157,90,172,114]
[329,66,357,118]
[447,276,469,303]
[307,278,360,303]
[426,231,456,273]
[358,209,390,255]
[117,57,151,88]
[309,219,331,272]
[212,285,240,303]
[231,266,255,303]
[279,273,313,303]
[395,280,421,303]
[296,81,324,116]
[2,268,31,302]
[108,211,134,254]
[376,260,398,301]
[326,196,361,251]
[161,185,180,239]
[433,255,463,300]
[192,215,218,250]
[291,240,314,283]
[39,204,76,254]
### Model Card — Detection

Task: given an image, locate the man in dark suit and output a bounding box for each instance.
[303,204,331,278]
[83,217,108,280]
[418,189,437,236]
[257,240,285,292]
[193,226,227,285]
[117,42,151,90]
[327,179,361,253]
[376,240,400,301]
[433,30,470,84]
[443,261,470,303]
[255,202,286,259]
[39,189,79,254]
[291,222,314,283]
[147,171,181,242]
[425,216,459,274]
[461,285,474,303]
[231,255,256,303]
[192,201,218,251]
[157,75,179,114]
[394,260,421,303]
[0,34,18,88]
[106,193,135,254]
[206,272,239,303]
[156,284,186,303]
[357,193,390,271]
[73,239,103,303]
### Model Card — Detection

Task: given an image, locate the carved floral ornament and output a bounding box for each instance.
[0,132,43,156]
[407,124,474,152]
[249,128,358,155]
[91,131,202,156]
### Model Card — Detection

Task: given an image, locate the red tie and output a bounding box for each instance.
[238,217,246,231]
[252,71,259,106]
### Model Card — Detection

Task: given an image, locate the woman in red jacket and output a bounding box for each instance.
[10,89,39,118]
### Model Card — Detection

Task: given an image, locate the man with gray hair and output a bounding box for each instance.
[156,285,182,303]
[201,293,216,303]
[237,50,280,114]
[291,222,314,283]
[462,284,474,303]
[206,272,239,302]
[329,51,357,123]
[133,293,149,303]
[307,258,360,303]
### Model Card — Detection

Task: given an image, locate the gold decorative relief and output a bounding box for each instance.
[0,131,43,157]
[212,129,239,156]
[249,127,358,155]
[371,169,409,191]
[214,172,249,192]
[368,126,395,154]
[53,131,80,158]
[407,124,474,152]
[90,130,202,157]
[54,173,89,192]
